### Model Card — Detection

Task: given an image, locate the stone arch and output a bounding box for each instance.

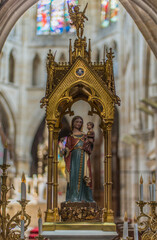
[32,53,41,86]
[9,50,15,83]
[0,92,16,144]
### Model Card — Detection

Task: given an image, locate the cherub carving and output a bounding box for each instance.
[68,3,88,39]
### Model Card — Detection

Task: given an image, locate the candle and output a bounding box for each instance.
[3,148,7,165]
[21,215,25,239]
[149,177,152,201]
[134,215,138,240]
[21,173,26,200]
[38,208,42,235]
[140,175,143,201]
[123,212,128,239]
[152,174,156,201]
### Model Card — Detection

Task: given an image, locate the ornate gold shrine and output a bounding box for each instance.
[40,3,120,232]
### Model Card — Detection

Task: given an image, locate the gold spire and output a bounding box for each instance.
[124,211,128,222]
[22,172,26,183]
[140,175,143,184]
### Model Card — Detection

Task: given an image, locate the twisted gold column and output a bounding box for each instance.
[52,128,60,221]
[45,122,54,222]
[106,121,114,222]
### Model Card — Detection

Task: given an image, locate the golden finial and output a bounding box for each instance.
[134,214,137,223]
[124,211,128,222]
[140,175,143,184]
[149,176,152,184]
[21,215,24,220]
[21,172,26,183]
[38,208,42,218]
[152,174,156,184]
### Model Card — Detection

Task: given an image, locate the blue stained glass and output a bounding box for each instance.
[37,0,51,35]
[37,0,78,35]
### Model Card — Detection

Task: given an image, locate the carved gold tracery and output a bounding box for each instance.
[41,4,120,225]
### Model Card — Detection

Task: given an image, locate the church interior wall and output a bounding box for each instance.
[0,0,156,222]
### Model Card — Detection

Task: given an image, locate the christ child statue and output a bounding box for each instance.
[86,122,95,147]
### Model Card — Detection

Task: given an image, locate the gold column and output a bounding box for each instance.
[45,122,54,222]
[106,121,114,222]
[102,125,107,222]
[52,128,60,221]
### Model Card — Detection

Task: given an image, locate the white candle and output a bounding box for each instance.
[21,216,25,239]
[38,208,42,235]
[134,215,138,240]
[123,212,128,239]
[3,148,7,165]
[140,175,143,201]
[152,174,156,201]
[149,177,152,201]
[21,173,26,200]
[38,218,42,235]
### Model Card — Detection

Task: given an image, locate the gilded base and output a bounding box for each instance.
[42,222,116,232]
[45,208,60,222]
[60,201,100,222]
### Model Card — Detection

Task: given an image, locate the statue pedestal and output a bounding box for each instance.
[42,222,117,239]
[42,230,117,240]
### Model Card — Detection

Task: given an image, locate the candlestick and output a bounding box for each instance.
[20,215,25,239]
[149,177,152,201]
[123,212,128,239]
[3,148,7,165]
[38,208,42,235]
[152,174,156,201]
[21,173,26,200]
[134,215,138,240]
[140,175,143,201]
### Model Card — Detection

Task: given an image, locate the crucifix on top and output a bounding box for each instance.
[68,3,88,39]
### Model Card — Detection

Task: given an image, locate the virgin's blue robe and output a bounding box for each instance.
[65,134,93,202]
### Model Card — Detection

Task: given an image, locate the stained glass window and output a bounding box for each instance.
[37,0,78,35]
[101,0,119,28]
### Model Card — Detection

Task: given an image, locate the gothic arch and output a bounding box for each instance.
[0,92,16,143]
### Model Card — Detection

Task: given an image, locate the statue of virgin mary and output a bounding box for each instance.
[64,116,94,202]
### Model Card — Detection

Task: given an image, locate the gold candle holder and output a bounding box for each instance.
[0,164,31,240]
[136,199,157,238]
